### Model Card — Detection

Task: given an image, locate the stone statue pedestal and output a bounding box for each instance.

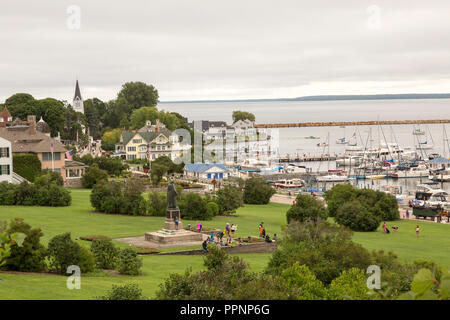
[145,209,204,247]
[164,209,183,230]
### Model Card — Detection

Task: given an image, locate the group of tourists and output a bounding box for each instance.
[382,221,420,238]
[259,222,277,243]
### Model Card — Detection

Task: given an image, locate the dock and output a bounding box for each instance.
[254,119,450,128]
[277,155,341,163]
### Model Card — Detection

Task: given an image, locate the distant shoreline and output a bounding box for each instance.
[160,93,450,104]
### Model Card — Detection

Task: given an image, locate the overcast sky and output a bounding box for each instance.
[1,0,450,103]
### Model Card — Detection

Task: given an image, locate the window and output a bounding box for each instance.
[162,146,165,151]
[127,146,136,152]
[0,147,9,158]
[157,146,161,151]
[127,154,136,160]
[42,152,61,161]
[133,139,142,144]
[0,165,10,175]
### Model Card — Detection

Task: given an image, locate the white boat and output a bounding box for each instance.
[305,136,320,139]
[336,156,361,166]
[336,137,348,144]
[273,179,305,189]
[429,169,450,182]
[415,184,449,207]
[416,142,434,150]
[413,129,425,135]
[392,166,429,178]
[345,145,363,152]
[365,174,386,180]
[316,174,349,182]
[284,164,308,174]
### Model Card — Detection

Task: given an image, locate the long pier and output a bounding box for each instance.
[255,119,450,128]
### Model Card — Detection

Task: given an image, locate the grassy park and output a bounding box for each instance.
[0,189,449,299]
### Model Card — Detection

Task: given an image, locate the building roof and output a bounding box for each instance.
[188,120,227,132]
[184,163,229,173]
[0,126,67,153]
[64,160,88,168]
[74,80,82,100]
[120,128,171,146]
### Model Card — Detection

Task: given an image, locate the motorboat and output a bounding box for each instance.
[416,141,434,150]
[316,170,349,182]
[429,169,450,182]
[305,136,320,139]
[284,164,309,174]
[273,178,305,189]
[336,156,362,166]
[345,145,363,152]
[336,137,348,144]
[392,164,429,178]
[414,184,449,208]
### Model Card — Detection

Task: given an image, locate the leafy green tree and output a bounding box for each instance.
[243,177,276,204]
[232,110,255,123]
[84,98,107,139]
[90,239,120,270]
[130,106,160,129]
[180,193,210,220]
[335,201,381,232]
[280,262,327,300]
[5,93,34,106]
[117,81,159,114]
[215,185,244,215]
[148,191,166,216]
[81,164,109,188]
[1,219,46,272]
[150,163,168,186]
[13,154,41,182]
[327,268,373,300]
[47,233,81,274]
[118,248,143,275]
[398,268,450,300]
[286,194,327,224]
[101,128,123,151]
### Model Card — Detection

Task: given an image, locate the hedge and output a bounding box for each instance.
[12,154,41,182]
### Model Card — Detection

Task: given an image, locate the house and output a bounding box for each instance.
[184,163,229,180]
[0,115,68,181]
[429,157,450,170]
[0,136,12,183]
[115,120,177,160]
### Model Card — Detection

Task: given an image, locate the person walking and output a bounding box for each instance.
[174,217,179,230]
[416,225,420,238]
[382,221,387,234]
[406,209,410,219]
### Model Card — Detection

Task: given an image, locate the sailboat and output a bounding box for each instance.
[336,137,348,144]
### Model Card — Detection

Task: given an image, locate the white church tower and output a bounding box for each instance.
[73,80,84,114]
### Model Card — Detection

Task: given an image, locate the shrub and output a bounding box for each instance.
[35,170,64,186]
[98,283,145,300]
[90,239,120,270]
[327,268,373,300]
[0,181,71,207]
[12,154,41,182]
[1,218,46,272]
[148,191,166,216]
[335,201,381,232]
[79,235,111,241]
[47,183,72,206]
[118,248,143,275]
[206,202,219,217]
[280,262,327,300]
[243,177,276,204]
[286,194,327,224]
[81,164,108,188]
[266,221,372,285]
[215,185,243,215]
[79,246,96,273]
[180,193,210,220]
[47,233,81,274]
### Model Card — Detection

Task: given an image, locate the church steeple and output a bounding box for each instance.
[73,79,84,114]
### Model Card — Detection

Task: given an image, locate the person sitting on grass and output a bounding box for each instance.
[265,234,271,243]
[392,225,399,232]
[237,238,243,246]
[272,234,278,242]
[202,240,208,253]
[416,225,420,238]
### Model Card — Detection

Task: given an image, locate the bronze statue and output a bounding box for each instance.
[167,180,178,210]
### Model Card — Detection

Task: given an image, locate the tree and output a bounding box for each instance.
[327,268,374,300]
[84,98,107,139]
[148,191,166,216]
[91,239,120,270]
[243,177,276,204]
[335,201,381,232]
[286,194,327,224]
[117,82,159,114]
[1,218,46,272]
[130,106,159,129]
[99,283,146,300]
[12,154,41,182]
[232,110,255,123]
[266,221,372,285]
[47,233,81,274]
[118,248,143,275]
[215,185,244,215]
[40,98,67,137]
[180,193,210,220]
[101,128,123,151]
[150,163,168,186]
[280,262,327,300]
[81,164,109,188]
[5,93,34,106]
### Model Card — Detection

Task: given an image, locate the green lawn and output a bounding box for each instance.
[0,189,449,299]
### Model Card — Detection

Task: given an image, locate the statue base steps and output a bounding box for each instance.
[145,229,204,245]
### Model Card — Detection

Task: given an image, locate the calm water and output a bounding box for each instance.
[160,98,450,192]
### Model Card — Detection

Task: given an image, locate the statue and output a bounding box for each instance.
[167,180,178,210]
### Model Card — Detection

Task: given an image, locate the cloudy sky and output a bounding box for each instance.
[1,0,450,102]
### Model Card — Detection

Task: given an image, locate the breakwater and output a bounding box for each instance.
[255,119,450,128]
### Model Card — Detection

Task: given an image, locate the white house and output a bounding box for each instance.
[184,163,230,180]
[0,136,12,183]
